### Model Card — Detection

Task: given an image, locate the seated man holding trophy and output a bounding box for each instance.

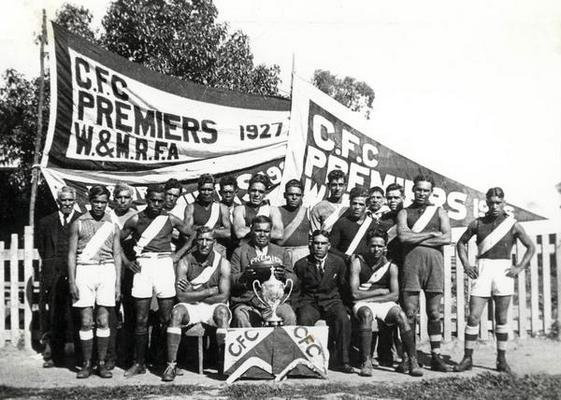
[163,226,231,382]
[230,215,296,327]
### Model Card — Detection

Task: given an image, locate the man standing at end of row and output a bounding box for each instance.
[310,170,348,232]
[455,187,535,373]
[397,174,452,372]
[68,185,121,379]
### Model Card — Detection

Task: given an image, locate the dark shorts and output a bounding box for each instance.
[402,246,444,293]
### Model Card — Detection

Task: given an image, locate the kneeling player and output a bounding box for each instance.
[454,188,535,373]
[163,227,231,381]
[68,185,121,378]
[350,228,422,377]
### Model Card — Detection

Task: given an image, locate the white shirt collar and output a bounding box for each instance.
[58,209,75,225]
[254,245,268,257]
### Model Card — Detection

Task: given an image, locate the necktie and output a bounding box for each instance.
[63,215,69,227]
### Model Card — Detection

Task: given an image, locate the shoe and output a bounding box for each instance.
[98,361,113,378]
[454,356,473,372]
[408,356,424,377]
[431,353,452,372]
[378,358,394,368]
[162,362,177,382]
[395,354,408,373]
[359,358,373,377]
[76,361,92,379]
[105,359,116,371]
[124,363,146,377]
[43,359,55,368]
[339,363,355,374]
[496,358,512,374]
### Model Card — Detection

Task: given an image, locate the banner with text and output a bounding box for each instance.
[280,76,543,226]
[41,23,290,204]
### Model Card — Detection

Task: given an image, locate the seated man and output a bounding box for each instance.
[350,228,423,377]
[163,226,231,381]
[230,215,296,327]
[294,230,353,373]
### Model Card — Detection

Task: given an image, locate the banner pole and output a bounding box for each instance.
[28,9,47,229]
[289,52,295,97]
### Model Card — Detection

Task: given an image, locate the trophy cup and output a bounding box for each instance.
[253,265,293,326]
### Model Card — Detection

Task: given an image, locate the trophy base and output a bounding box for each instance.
[263,319,283,327]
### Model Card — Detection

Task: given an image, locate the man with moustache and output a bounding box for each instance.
[230,215,296,327]
[232,173,283,243]
[294,230,352,373]
[120,185,191,377]
[310,170,348,233]
[68,185,122,378]
[178,174,231,259]
[278,179,311,267]
[367,186,390,221]
[397,174,452,372]
[454,188,535,373]
[330,187,378,262]
[162,227,231,382]
[37,186,82,368]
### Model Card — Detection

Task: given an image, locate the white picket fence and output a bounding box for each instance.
[1,224,560,350]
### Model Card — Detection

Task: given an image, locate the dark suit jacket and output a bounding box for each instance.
[36,211,82,286]
[230,242,293,308]
[293,254,349,312]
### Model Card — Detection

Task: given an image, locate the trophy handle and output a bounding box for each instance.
[252,280,267,307]
[280,278,293,305]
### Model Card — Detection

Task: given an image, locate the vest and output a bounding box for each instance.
[359,256,392,290]
[404,203,442,252]
[476,213,516,260]
[76,212,114,263]
[185,251,221,289]
[377,210,402,264]
[134,210,173,253]
[279,205,310,247]
[193,201,219,228]
[243,203,269,226]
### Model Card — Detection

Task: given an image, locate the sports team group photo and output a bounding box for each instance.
[1,1,560,399]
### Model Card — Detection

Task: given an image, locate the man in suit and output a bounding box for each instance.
[36,186,82,367]
[230,215,296,327]
[294,230,353,373]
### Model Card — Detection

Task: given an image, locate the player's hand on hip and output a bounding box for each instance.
[126,260,141,274]
[69,282,79,301]
[505,265,522,278]
[115,287,121,302]
[465,265,479,279]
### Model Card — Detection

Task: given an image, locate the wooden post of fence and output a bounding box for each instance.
[556,235,561,340]
[419,291,428,341]
[443,245,453,342]
[10,234,19,345]
[530,243,540,336]
[456,245,465,340]
[23,227,34,350]
[542,235,552,335]
[0,240,5,347]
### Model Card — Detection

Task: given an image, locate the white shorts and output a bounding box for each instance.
[73,263,116,308]
[132,255,176,299]
[174,302,231,327]
[471,258,514,297]
[353,301,397,323]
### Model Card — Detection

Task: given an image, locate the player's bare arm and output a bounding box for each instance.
[67,221,80,301]
[203,258,231,304]
[170,213,193,262]
[113,225,123,301]
[120,215,141,273]
[396,209,438,244]
[212,204,232,239]
[232,205,250,240]
[456,221,478,279]
[269,206,284,241]
[506,223,536,277]
[420,208,452,247]
[174,259,217,303]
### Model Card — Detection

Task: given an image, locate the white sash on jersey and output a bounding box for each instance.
[411,205,438,233]
[203,202,221,228]
[477,216,516,256]
[257,204,270,217]
[345,215,373,256]
[78,221,114,263]
[370,205,390,220]
[134,215,169,256]
[279,206,308,246]
[386,225,397,244]
[359,261,391,290]
[109,208,138,229]
[169,201,186,220]
[323,204,347,231]
[189,251,221,289]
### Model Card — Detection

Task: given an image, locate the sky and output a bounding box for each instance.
[1,0,560,222]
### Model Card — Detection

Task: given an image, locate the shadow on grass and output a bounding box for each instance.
[2,373,561,400]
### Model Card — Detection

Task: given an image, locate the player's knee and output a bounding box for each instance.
[170,307,186,327]
[395,309,409,329]
[135,310,149,328]
[357,307,373,324]
[467,314,481,326]
[427,308,440,321]
[80,313,94,330]
[213,305,231,327]
[96,314,109,329]
[232,308,250,327]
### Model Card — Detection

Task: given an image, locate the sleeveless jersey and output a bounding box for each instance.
[134,210,173,253]
[377,210,402,264]
[243,203,269,227]
[279,205,310,247]
[475,213,516,260]
[185,251,221,289]
[76,212,114,263]
[404,203,442,253]
[358,256,392,290]
[193,201,219,228]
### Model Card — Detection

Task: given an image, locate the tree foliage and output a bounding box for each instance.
[312,69,375,119]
